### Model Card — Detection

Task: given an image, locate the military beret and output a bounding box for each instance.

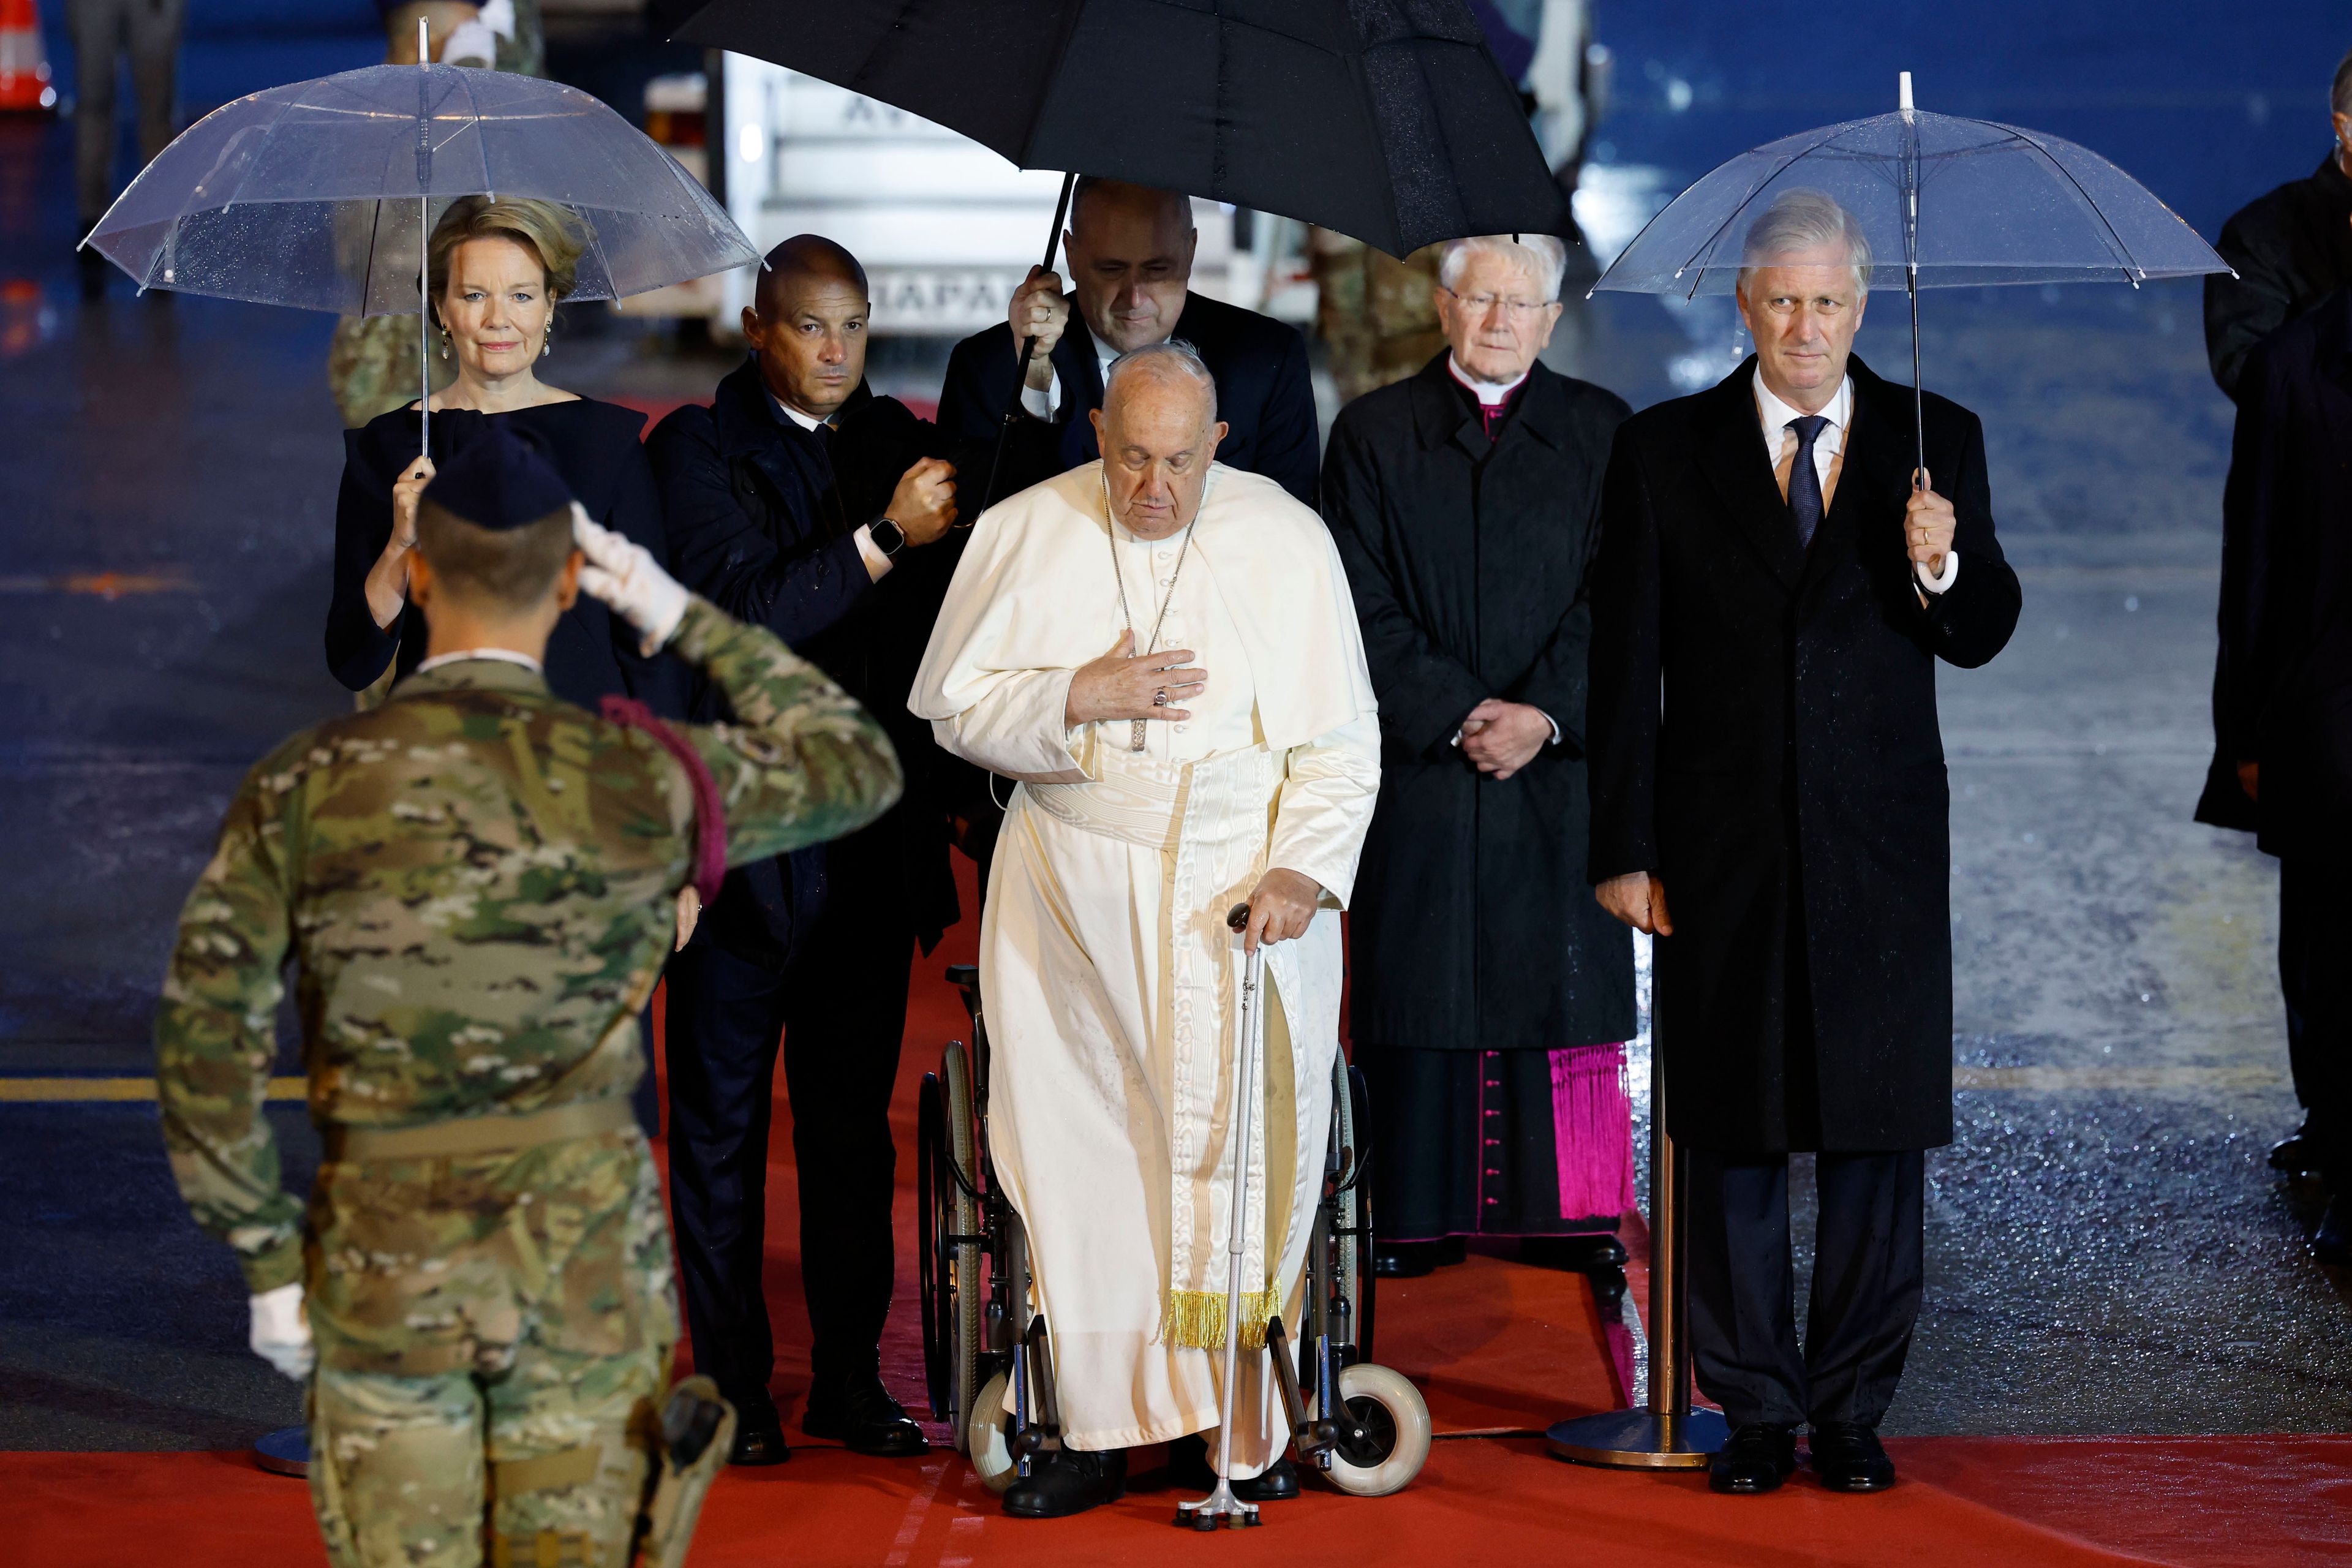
[423,423,573,531]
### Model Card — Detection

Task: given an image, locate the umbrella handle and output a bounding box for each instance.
[418,17,431,462]
[978,170,1079,515]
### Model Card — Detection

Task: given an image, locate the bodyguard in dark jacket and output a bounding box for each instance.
[937,176,1320,508]
[1589,192,2019,1494]
[2203,56,2352,402]
[1323,235,1635,1281]
[2195,285,2352,1261]
[647,236,1023,1464]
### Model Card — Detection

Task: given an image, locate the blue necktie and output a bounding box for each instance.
[1787,414,1830,549]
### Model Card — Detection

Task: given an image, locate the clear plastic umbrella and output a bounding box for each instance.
[1594,73,2233,466]
[85,35,756,453]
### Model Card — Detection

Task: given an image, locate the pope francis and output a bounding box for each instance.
[911,341,1381,1518]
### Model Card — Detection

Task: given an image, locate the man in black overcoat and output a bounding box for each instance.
[648,236,1042,1464]
[1323,233,1637,1282]
[2202,50,2352,403]
[2198,277,2352,1264]
[2195,51,2352,1184]
[1588,191,2021,1495]
[936,176,1321,508]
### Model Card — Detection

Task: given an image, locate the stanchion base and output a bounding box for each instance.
[252,1425,309,1477]
[1545,1408,1727,1471]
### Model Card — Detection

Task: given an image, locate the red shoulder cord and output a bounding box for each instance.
[600,696,726,905]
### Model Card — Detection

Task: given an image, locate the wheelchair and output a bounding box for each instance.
[918,963,1432,1498]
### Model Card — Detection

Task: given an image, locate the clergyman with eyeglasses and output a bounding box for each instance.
[1319,235,1642,1287]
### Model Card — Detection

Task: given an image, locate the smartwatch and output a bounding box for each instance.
[869,516,908,557]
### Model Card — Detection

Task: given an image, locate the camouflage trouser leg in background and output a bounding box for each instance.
[310,1338,668,1568]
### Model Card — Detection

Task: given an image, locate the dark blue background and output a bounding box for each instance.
[1585,1,2346,236]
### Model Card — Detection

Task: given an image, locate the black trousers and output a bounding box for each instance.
[1685,1148,1925,1430]
[663,883,912,1404]
[2280,859,2352,1180]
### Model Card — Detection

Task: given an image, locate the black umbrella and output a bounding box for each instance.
[657,0,1567,502]
[658,0,1565,257]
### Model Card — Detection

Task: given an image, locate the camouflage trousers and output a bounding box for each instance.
[303,1126,680,1567]
[310,1338,665,1568]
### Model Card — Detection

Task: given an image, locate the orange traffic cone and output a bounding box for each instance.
[0,0,56,114]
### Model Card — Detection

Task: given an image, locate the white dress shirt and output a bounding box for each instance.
[1752,369,1958,595]
[1020,325,1123,423]
[767,391,896,581]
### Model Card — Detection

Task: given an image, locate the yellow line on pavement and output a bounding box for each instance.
[1955,1065,2285,1091]
[0,1076,308,1102]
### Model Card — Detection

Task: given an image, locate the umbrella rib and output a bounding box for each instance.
[1668,119,1858,298]
[1996,122,2144,281]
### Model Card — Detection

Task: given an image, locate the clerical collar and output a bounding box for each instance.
[415,647,543,674]
[1446,354,1530,407]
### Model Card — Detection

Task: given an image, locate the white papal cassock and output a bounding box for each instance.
[910,461,1380,1468]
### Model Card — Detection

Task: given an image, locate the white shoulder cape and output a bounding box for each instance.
[909,461,1375,755]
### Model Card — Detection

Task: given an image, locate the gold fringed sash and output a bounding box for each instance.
[1161,1284,1284,1352]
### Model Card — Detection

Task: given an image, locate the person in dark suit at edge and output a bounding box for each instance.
[647,236,1044,1464]
[2196,48,2352,1186]
[2201,259,2352,1264]
[1587,190,2021,1497]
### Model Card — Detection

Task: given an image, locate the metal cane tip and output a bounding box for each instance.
[1226,903,1251,932]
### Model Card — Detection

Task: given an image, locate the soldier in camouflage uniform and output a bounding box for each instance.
[155,424,900,1566]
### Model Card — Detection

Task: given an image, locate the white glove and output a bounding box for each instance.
[575,503,689,655]
[249,1282,314,1382]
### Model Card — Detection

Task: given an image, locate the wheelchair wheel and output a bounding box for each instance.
[939,1039,985,1450]
[917,1071,949,1419]
[1321,1362,1431,1498]
[965,1369,1019,1493]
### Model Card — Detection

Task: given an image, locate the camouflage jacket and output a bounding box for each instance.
[155,597,902,1294]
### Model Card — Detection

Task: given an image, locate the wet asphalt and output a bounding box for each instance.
[4,35,2350,1449]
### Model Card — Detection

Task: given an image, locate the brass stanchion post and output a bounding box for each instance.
[1547,973,1727,1468]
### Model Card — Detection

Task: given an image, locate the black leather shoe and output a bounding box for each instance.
[2270,1129,2324,1176]
[726,1392,791,1466]
[1374,1240,1441,1278]
[1708,1422,1797,1494]
[1002,1446,1127,1518]
[802,1374,930,1457]
[2313,1197,2350,1266]
[1520,1233,1630,1272]
[1809,1422,1897,1492]
[1167,1434,1300,1501]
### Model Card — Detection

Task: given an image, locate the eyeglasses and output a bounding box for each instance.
[1441,287,1556,320]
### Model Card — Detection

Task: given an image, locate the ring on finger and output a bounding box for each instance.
[1152,688,1169,707]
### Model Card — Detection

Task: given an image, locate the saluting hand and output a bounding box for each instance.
[1907,469,1955,580]
[1064,631,1207,727]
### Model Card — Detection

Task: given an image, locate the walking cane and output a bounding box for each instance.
[1176,902,1270,1530]
[1545,960,1727,1468]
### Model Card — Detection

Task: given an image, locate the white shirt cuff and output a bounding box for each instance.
[1020,365,1060,422]
[1916,549,1959,595]
[854,524,895,582]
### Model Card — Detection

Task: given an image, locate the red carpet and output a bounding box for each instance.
[15,859,2352,1564]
